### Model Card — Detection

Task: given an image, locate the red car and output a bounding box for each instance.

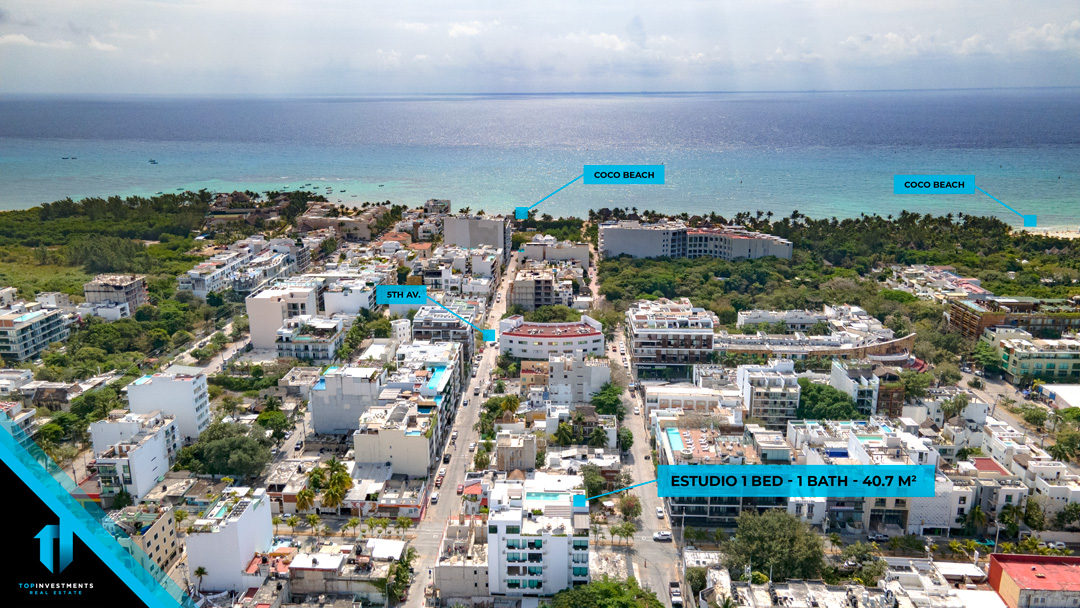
[435,477,443,488]
[457,484,464,494]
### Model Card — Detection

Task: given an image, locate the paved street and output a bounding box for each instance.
[403,251,519,608]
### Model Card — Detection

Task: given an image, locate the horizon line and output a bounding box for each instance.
[2,85,1079,100]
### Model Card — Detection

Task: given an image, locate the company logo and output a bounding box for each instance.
[35,521,74,574]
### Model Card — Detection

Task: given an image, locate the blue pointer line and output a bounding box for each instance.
[428,296,485,332]
[588,478,658,501]
[529,174,584,209]
[974,185,1024,219]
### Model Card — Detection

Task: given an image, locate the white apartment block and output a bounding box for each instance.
[0,300,70,362]
[353,400,435,477]
[625,298,718,374]
[499,315,604,360]
[90,410,179,502]
[0,400,36,439]
[485,475,590,596]
[245,282,320,349]
[642,383,724,418]
[391,318,411,344]
[275,315,345,364]
[310,366,386,434]
[442,216,513,262]
[737,309,826,331]
[829,360,880,416]
[546,352,610,405]
[0,368,33,397]
[981,326,1080,383]
[412,301,480,360]
[387,341,464,447]
[184,487,273,593]
[737,359,801,429]
[322,273,387,316]
[522,235,590,267]
[430,245,502,278]
[178,246,255,298]
[599,220,792,260]
[125,373,210,441]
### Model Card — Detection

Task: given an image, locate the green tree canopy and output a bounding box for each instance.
[796,378,865,420]
[723,510,825,581]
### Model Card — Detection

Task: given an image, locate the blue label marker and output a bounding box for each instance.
[584,164,665,185]
[376,285,428,305]
[1023,215,1038,227]
[658,464,936,498]
[515,207,530,220]
[893,175,974,194]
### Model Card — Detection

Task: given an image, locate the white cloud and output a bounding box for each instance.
[958,34,993,55]
[838,32,932,58]
[396,20,430,33]
[0,33,74,49]
[1009,20,1080,52]
[88,35,118,52]
[448,20,498,38]
[375,48,401,70]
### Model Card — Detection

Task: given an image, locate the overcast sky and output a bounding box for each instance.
[1,1,1078,95]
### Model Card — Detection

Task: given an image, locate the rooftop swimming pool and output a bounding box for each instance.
[526,492,570,501]
[666,427,685,451]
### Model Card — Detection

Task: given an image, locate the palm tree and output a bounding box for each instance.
[948,540,964,557]
[684,526,700,545]
[587,427,608,448]
[554,423,574,446]
[828,532,843,554]
[272,515,282,536]
[324,457,347,478]
[999,504,1024,540]
[193,566,208,594]
[306,514,322,540]
[329,470,353,492]
[376,517,390,538]
[287,515,300,532]
[364,516,378,537]
[174,509,188,529]
[296,488,316,512]
[1048,442,1073,462]
[396,516,413,538]
[322,484,345,512]
[307,467,326,491]
[712,596,738,608]
[345,517,361,538]
[964,505,989,536]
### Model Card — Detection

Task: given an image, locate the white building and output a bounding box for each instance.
[737,309,826,331]
[89,410,179,502]
[245,283,320,350]
[411,301,480,361]
[309,366,386,435]
[599,220,792,260]
[391,319,411,345]
[625,298,718,376]
[736,360,801,429]
[125,373,211,442]
[184,487,273,593]
[386,341,464,448]
[322,273,388,316]
[546,352,610,405]
[642,383,724,418]
[275,315,345,364]
[83,274,148,315]
[0,300,71,362]
[499,315,604,360]
[0,368,33,397]
[522,234,590,267]
[829,360,880,416]
[178,246,255,299]
[442,216,513,263]
[484,475,590,596]
[353,400,435,477]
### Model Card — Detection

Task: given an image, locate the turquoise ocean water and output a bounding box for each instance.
[0,90,1077,227]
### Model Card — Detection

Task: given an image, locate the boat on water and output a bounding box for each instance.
[379,184,384,187]
[62,157,69,160]
[149,159,158,164]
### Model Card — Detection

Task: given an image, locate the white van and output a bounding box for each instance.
[431,491,440,504]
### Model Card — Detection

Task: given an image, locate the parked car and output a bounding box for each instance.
[469,442,477,452]
[439,467,447,477]
[653,531,672,541]
[656,507,665,519]
[457,484,464,494]
[867,533,888,542]
[430,491,439,504]
[474,387,481,395]
[1053,541,1068,550]
[634,407,641,415]
[443,453,452,464]
[293,443,303,451]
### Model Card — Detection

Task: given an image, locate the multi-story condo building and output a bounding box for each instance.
[888,264,994,304]
[353,400,436,477]
[90,410,179,502]
[275,315,345,364]
[230,250,291,295]
[424,198,451,215]
[0,400,36,439]
[641,383,725,418]
[599,220,792,260]
[737,309,825,331]
[443,215,513,263]
[736,359,801,429]
[108,505,182,574]
[310,366,386,434]
[125,373,210,441]
[0,368,33,397]
[546,352,610,405]
[948,296,1080,341]
[829,360,879,416]
[499,315,604,360]
[625,298,718,377]
[386,341,464,448]
[184,486,273,592]
[245,282,320,350]
[509,266,571,311]
[493,430,539,471]
[0,300,70,361]
[322,272,388,316]
[296,204,387,241]
[391,318,411,344]
[521,234,590,267]
[485,476,590,595]
[411,300,481,361]
[83,274,149,313]
[981,326,1080,383]
[178,246,256,299]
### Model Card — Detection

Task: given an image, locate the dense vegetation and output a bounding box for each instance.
[796,379,866,420]
[174,421,273,477]
[722,510,825,581]
[549,576,663,608]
